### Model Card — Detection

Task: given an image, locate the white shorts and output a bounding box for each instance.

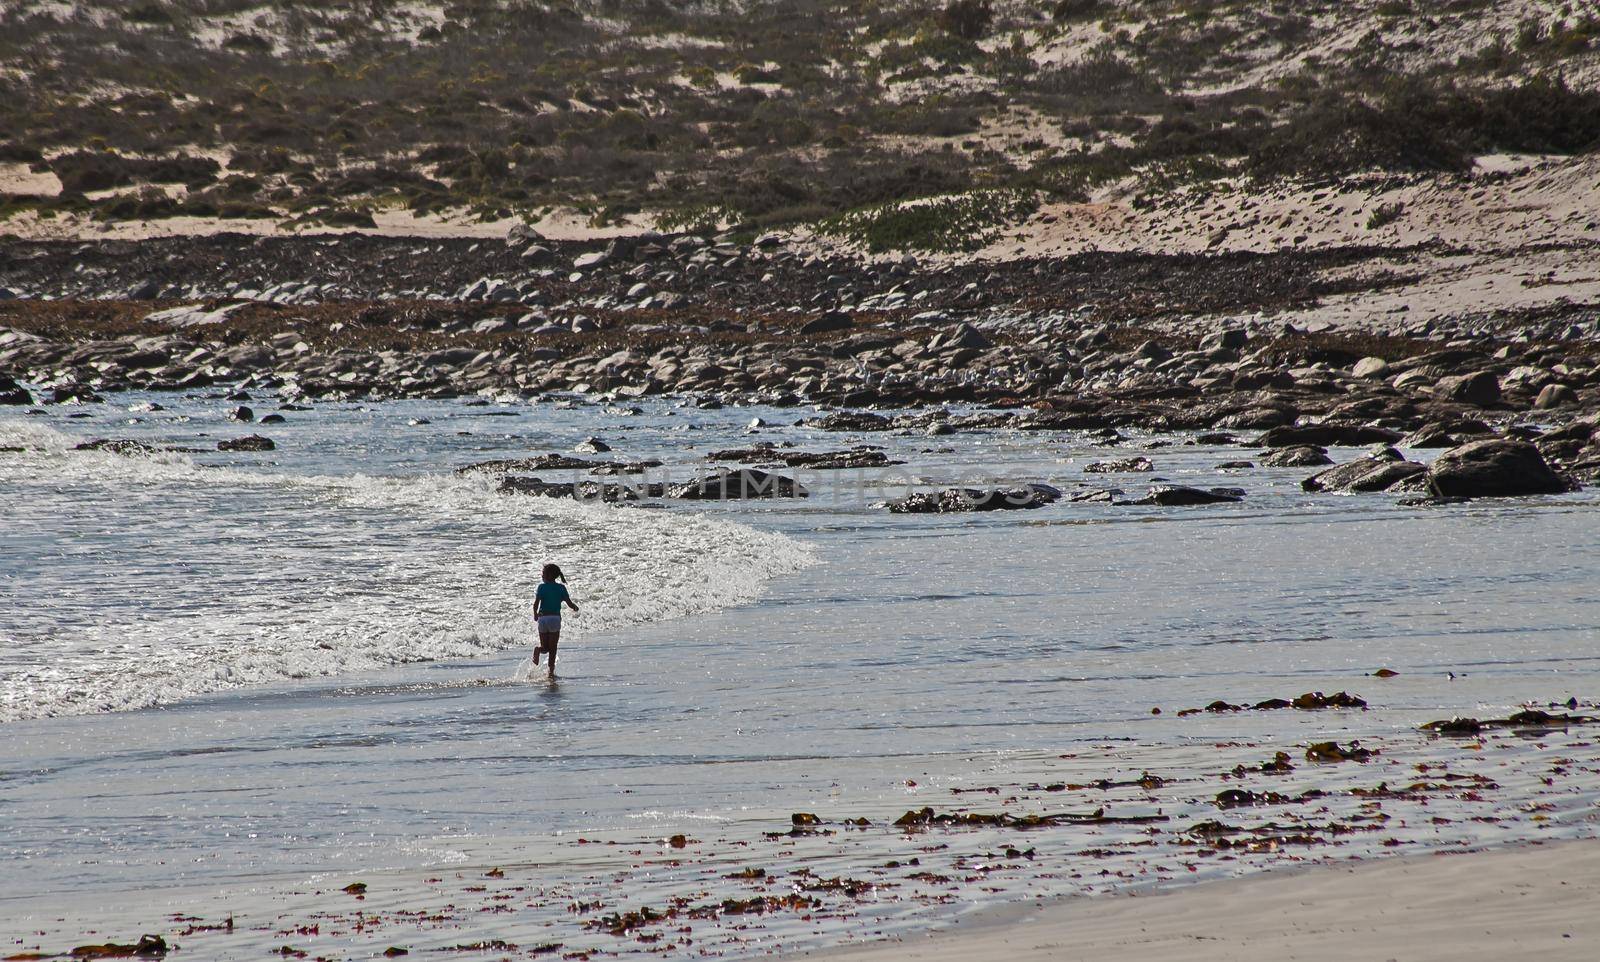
[537,615,562,634]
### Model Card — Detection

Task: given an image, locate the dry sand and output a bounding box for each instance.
[796,838,1600,962]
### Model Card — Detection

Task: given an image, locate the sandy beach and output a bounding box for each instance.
[800,838,1600,962]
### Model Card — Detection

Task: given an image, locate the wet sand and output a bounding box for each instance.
[798,838,1600,962]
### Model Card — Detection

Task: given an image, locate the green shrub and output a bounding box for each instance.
[818,189,1038,253]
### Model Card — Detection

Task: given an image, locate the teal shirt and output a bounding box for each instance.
[535,582,570,617]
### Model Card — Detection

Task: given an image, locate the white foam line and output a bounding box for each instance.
[0,419,818,722]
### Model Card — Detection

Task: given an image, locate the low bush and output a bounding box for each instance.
[818,189,1038,253]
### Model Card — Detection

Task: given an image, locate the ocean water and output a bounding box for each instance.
[3,392,1599,952]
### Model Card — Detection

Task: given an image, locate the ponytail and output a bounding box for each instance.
[542,563,566,583]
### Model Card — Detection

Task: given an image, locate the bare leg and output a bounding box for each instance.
[544,634,559,678]
[536,631,556,665]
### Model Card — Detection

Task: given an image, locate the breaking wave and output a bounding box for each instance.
[0,420,815,722]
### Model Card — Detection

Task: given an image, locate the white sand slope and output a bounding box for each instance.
[798,839,1600,962]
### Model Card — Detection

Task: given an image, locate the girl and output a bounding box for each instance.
[533,563,579,678]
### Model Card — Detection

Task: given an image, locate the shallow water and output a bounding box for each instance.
[3,392,1599,955]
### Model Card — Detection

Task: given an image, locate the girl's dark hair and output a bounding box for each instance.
[542,563,565,583]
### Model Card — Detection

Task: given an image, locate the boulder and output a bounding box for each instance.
[1425,438,1573,499]
[1302,449,1427,493]
[1124,485,1244,506]
[1351,357,1389,379]
[798,311,853,336]
[1535,383,1576,409]
[888,483,1061,513]
[1084,456,1154,473]
[574,436,611,453]
[1260,444,1333,467]
[670,469,808,499]
[218,435,275,452]
[499,476,652,501]
[228,405,254,422]
[1254,423,1402,448]
[1200,328,1248,352]
[801,411,893,432]
[0,376,32,405]
[1434,370,1501,407]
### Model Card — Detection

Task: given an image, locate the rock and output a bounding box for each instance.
[1435,370,1501,407]
[888,483,1062,513]
[1351,356,1389,379]
[75,438,162,455]
[574,436,611,453]
[218,434,274,452]
[1425,438,1573,499]
[798,311,853,336]
[259,413,286,424]
[1254,423,1402,448]
[1260,444,1333,467]
[933,323,992,351]
[0,376,32,405]
[499,476,649,501]
[670,469,808,499]
[1199,328,1248,351]
[50,384,104,404]
[1302,451,1427,493]
[506,222,544,246]
[1535,383,1576,409]
[1084,456,1154,473]
[143,302,250,328]
[1215,460,1254,470]
[573,251,609,270]
[780,448,902,469]
[1124,485,1244,506]
[457,454,598,474]
[802,411,892,432]
[228,405,254,422]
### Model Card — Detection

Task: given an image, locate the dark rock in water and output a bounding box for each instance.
[670,468,808,499]
[1435,370,1501,407]
[259,413,286,424]
[776,447,901,469]
[1254,423,1402,448]
[1217,406,1297,429]
[0,377,33,405]
[457,454,598,474]
[1192,432,1238,445]
[75,438,162,455]
[1259,444,1333,467]
[1425,438,1573,499]
[799,311,852,336]
[499,475,653,501]
[589,460,663,475]
[1084,456,1153,474]
[218,434,275,452]
[228,405,254,422]
[1125,485,1244,506]
[1215,460,1254,470]
[1302,449,1427,493]
[51,384,104,405]
[802,411,893,432]
[1400,418,1492,448]
[1068,488,1120,503]
[574,436,611,453]
[888,483,1062,513]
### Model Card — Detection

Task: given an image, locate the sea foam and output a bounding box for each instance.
[0,420,816,722]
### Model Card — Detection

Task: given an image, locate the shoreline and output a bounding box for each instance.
[790,837,1600,962]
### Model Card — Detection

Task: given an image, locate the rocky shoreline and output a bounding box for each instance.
[5,232,1600,502]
